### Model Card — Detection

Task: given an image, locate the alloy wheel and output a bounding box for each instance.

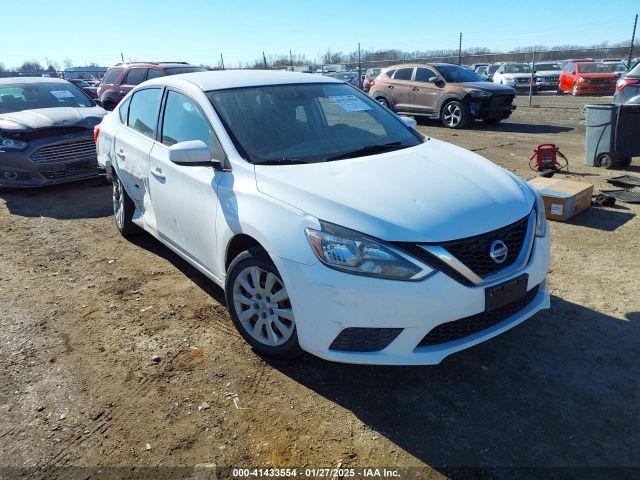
[443,103,463,127]
[232,266,295,347]
[112,178,124,230]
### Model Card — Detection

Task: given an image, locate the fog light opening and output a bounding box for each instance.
[4,171,18,180]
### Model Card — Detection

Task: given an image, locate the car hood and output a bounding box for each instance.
[0,106,106,133]
[501,73,533,79]
[455,81,516,93]
[535,70,561,75]
[255,139,534,243]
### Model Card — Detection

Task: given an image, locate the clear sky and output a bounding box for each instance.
[2,0,638,69]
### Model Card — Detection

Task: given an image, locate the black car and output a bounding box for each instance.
[0,77,106,187]
[613,62,640,105]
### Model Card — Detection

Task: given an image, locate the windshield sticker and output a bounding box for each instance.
[328,95,372,112]
[50,90,75,100]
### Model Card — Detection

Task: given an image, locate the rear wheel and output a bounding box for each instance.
[225,248,301,359]
[596,153,614,169]
[112,174,138,236]
[376,97,391,110]
[441,100,469,129]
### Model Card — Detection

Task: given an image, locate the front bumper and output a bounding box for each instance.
[469,99,516,120]
[273,229,550,365]
[0,132,99,188]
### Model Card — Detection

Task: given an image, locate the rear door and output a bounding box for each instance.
[120,67,148,99]
[388,67,414,111]
[148,88,226,274]
[410,67,441,113]
[113,87,163,211]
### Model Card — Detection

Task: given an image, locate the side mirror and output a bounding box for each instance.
[168,140,212,165]
[399,116,417,128]
[94,99,103,107]
[434,78,445,87]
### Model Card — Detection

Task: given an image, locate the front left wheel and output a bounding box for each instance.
[441,100,469,129]
[225,248,301,359]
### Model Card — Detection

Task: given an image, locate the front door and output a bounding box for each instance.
[410,67,442,114]
[148,89,226,275]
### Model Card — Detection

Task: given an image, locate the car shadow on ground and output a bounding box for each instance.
[268,297,639,477]
[417,118,574,134]
[570,206,635,231]
[0,180,112,219]
[126,233,226,305]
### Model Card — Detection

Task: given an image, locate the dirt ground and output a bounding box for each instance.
[1,107,639,479]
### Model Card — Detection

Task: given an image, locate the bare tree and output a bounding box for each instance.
[18,61,44,73]
[63,58,74,70]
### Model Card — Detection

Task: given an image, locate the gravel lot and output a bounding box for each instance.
[1,107,638,479]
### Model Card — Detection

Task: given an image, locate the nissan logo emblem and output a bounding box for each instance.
[489,240,508,264]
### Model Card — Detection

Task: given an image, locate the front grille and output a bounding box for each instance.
[542,75,559,82]
[329,327,403,352]
[515,77,530,84]
[31,136,96,164]
[490,94,514,106]
[441,214,529,277]
[417,284,540,347]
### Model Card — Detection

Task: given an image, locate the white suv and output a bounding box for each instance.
[493,63,535,91]
[95,70,550,365]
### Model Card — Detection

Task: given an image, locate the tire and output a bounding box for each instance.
[483,118,502,125]
[376,97,391,110]
[225,248,301,359]
[441,100,469,129]
[112,174,138,236]
[103,100,117,111]
[596,153,614,169]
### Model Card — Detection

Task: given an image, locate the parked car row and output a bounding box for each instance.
[367,63,516,128]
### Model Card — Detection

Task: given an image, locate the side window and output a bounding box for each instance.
[127,88,162,138]
[146,68,161,80]
[385,69,396,78]
[102,68,123,85]
[393,68,414,81]
[124,68,147,86]
[161,90,224,159]
[118,96,131,124]
[415,68,438,83]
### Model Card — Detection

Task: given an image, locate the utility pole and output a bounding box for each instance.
[358,42,362,89]
[289,50,294,71]
[629,14,638,69]
[263,52,268,69]
[529,50,536,108]
[220,53,225,70]
[458,32,462,65]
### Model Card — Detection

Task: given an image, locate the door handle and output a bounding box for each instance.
[412,87,419,91]
[151,167,166,181]
[387,85,394,89]
[116,149,126,160]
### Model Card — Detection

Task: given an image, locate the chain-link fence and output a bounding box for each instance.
[0,70,105,81]
[318,46,637,109]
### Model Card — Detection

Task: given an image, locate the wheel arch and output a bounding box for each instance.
[225,234,265,271]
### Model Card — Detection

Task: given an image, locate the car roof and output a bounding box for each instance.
[143,69,342,91]
[109,62,195,69]
[381,63,461,69]
[0,77,70,85]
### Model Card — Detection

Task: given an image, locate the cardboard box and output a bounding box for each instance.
[527,177,593,222]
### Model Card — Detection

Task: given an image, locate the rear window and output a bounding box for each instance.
[164,67,207,75]
[102,68,123,84]
[124,68,147,85]
[394,68,413,81]
[127,88,162,138]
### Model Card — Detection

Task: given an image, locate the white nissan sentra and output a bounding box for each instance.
[95,70,550,365]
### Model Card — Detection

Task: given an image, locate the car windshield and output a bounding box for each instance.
[536,63,561,71]
[609,62,627,71]
[0,82,95,113]
[436,65,482,83]
[578,63,611,73]
[71,80,90,87]
[207,83,421,164]
[165,67,207,75]
[504,64,532,74]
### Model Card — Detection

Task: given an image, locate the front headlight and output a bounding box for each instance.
[305,221,435,281]
[528,186,547,237]
[0,136,29,151]
[466,89,492,98]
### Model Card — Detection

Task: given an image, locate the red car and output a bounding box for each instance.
[67,79,98,100]
[362,68,382,92]
[558,62,617,96]
[96,62,206,110]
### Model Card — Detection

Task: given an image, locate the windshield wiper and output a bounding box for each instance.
[256,158,308,165]
[325,142,407,162]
